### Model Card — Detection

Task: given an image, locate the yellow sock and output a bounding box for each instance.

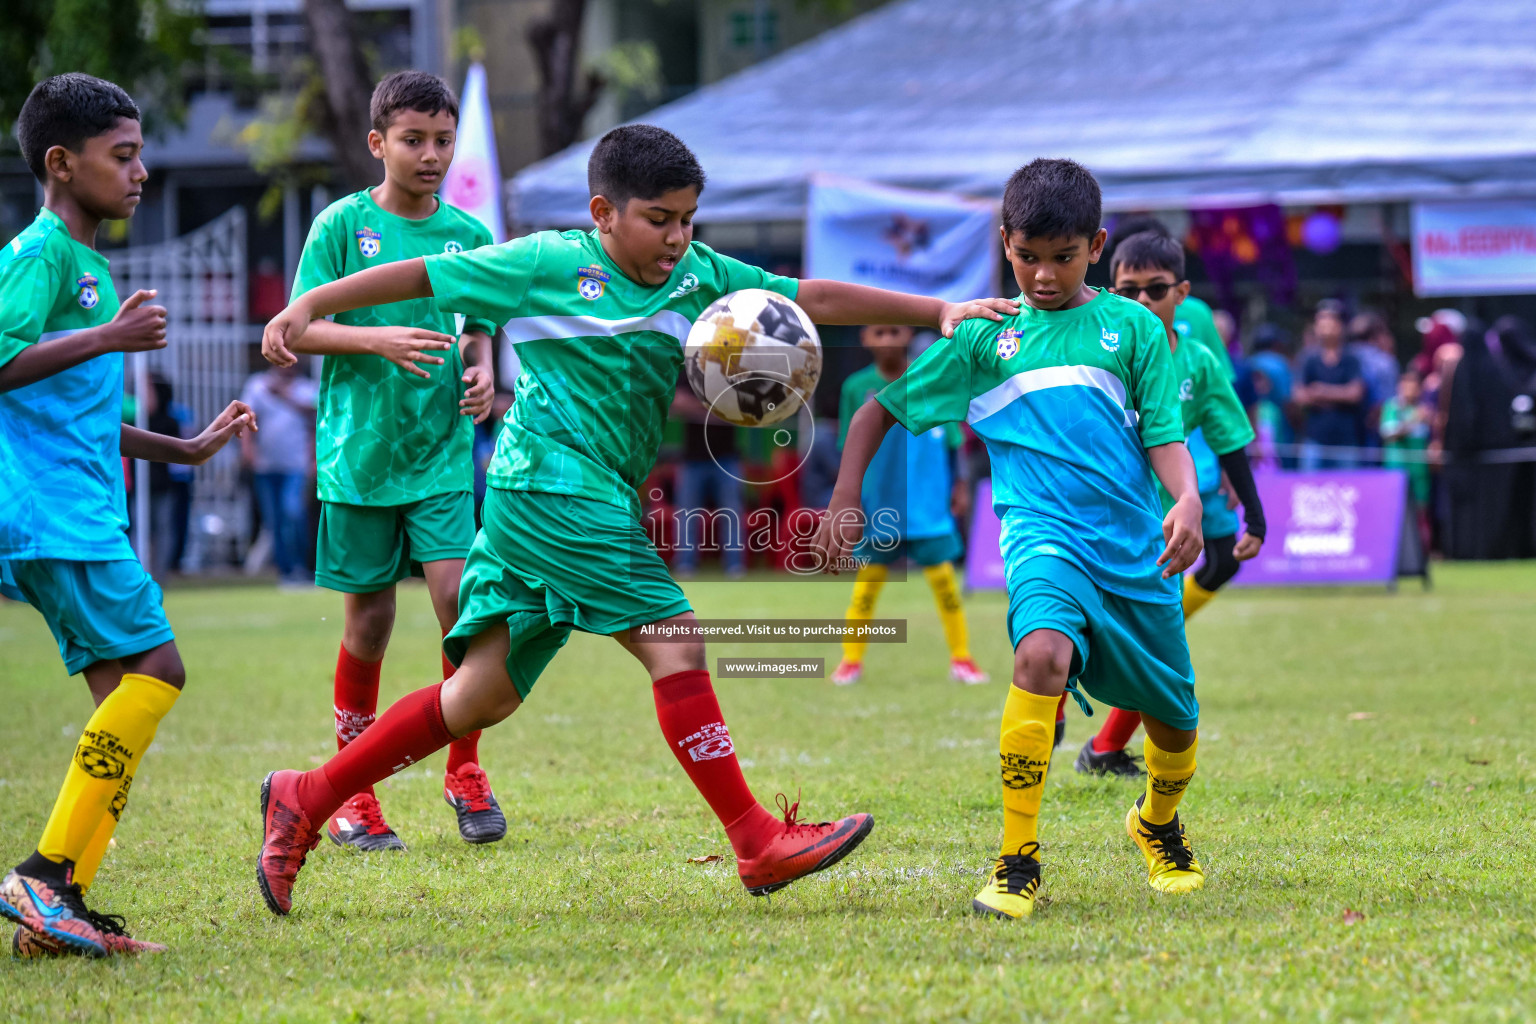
[998,685,1058,857]
[840,563,887,663]
[1142,735,1198,826]
[923,561,971,660]
[1182,576,1217,619]
[37,674,179,875]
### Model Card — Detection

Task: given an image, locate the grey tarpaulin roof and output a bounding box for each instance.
[509,0,1536,225]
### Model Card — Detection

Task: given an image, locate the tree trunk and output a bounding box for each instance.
[303,0,377,189]
[527,0,604,157]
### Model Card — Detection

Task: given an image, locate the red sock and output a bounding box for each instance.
[1055,694,1067,724]
[441,639,481,773]
[333,645,382,797]
[653,670,776,858]
[296,683,455,824]
[1093,707,1142,754]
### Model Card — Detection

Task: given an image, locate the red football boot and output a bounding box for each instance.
[257,770,322,916]
[735,794,874,896]
[443,764,507,844]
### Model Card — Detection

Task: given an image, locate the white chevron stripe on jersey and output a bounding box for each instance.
[966,364,1137,430]
[501,311,694,346]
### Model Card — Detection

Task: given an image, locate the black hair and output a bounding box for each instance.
[587,124,706,208]
[1000,158,1101,240]
[1315,298,1348,320]
[1107,214,1171,252]
[370,71,459,133]
[1110,230,1186,281]
[16,74,140,182]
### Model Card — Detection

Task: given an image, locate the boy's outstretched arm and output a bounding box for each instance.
[263,258,433,364]
[266,318,454,379]
[121,400,258,465]
[0,289,167,393]
[810,396,899,573]
[1147,441,1203,578]
[795,280,1017,338]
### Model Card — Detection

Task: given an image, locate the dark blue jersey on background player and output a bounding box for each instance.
[831,324,989,687]
[0,74,256,958]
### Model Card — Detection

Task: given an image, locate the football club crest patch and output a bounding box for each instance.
[995,327,1022,360]
[76,274,100,309]
[356,228,382,258]
[1100,327,1121,352]
[576,264,610,301]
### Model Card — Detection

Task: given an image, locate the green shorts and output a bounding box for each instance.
[855,530,963,568]
[1005,555,1198,731]
[443,488,693,700]
[0,558,175,675]
[316,491,476,593]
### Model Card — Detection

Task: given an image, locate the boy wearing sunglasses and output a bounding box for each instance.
[1075,230,1267,777]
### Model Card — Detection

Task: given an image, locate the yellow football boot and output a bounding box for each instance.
[971,845,1043,919]
[1125,796,1204,894]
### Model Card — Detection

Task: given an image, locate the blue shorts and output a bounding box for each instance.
[1201,484,1241,540]
[856,530,963,568]
[1005,555,1198,731]
[0,558,175,675]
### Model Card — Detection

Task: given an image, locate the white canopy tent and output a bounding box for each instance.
[510,0,1536,226]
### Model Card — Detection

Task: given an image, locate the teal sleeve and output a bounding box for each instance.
[1128,317,1185,449]
[875,328,975,435]
[0,255,60,368]
[290,206,347,302]
[461,221,499,338]
[1195,354,1256,455]
[425,234,540,327]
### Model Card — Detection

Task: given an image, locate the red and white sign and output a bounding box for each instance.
[1411,200,1536,297]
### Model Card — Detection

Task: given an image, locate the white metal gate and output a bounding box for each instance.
[114,207,250,571]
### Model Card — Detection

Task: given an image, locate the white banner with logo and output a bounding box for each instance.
[1411,199,1536,297]
[440,62,506,243]
[804,176,997,302]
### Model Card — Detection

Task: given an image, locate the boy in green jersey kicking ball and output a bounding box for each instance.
[1076,225,1268,777]
[0,74,256,956]
[816,159,1208,918]
[254,124,1016,915]
[263,72,505,850]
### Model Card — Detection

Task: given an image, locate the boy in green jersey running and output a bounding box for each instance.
[254,124,1016,916]
[263,72,505,850]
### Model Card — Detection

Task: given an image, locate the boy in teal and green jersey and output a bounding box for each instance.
[0,74,256,957]
[265,72,506,851]
[831,324,989,687]
[1074,231,1268,778]
[253,124,1018,916]
[816,160,1208,919]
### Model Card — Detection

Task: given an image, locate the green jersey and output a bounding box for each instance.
[1174,295,1233,378]
[292,190,496,505]
[1172,336,1254,455]
[425,229,798,514]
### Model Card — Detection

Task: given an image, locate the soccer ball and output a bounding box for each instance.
[684,289,822,428]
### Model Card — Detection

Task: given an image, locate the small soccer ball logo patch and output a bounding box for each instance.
[576,264,610,301]
[75,744,125,780]
[1100,327,1121,353]
[76,274,99,309]
[356,228,382,258]
[995,327,1021,360]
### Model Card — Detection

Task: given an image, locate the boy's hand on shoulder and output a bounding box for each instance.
[369,326,455,379]
[460,364,494,423]
[938,297,1019,339]
[103,290,168,352]
[262,304,309,367]
[1158,493,1204,579]
[182,400,258,465]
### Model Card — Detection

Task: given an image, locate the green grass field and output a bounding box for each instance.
[1,563,1532,1022]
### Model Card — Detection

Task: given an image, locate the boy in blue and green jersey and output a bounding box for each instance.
[831,324,988,686]
[265,72,506,851]
[0,74,255,957]
[253,124,1018,917]
[1075,231,1268,778]
[817,160,1208,919]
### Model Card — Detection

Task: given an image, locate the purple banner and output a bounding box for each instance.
[1231,469,1407,587]
[964,479,1007,589]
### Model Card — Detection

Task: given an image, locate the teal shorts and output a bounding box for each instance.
[444,488,692,700]
[1005,556,1198,731]
[856,530,963,568]
[316,491,476,593]
[0,558,175,675]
